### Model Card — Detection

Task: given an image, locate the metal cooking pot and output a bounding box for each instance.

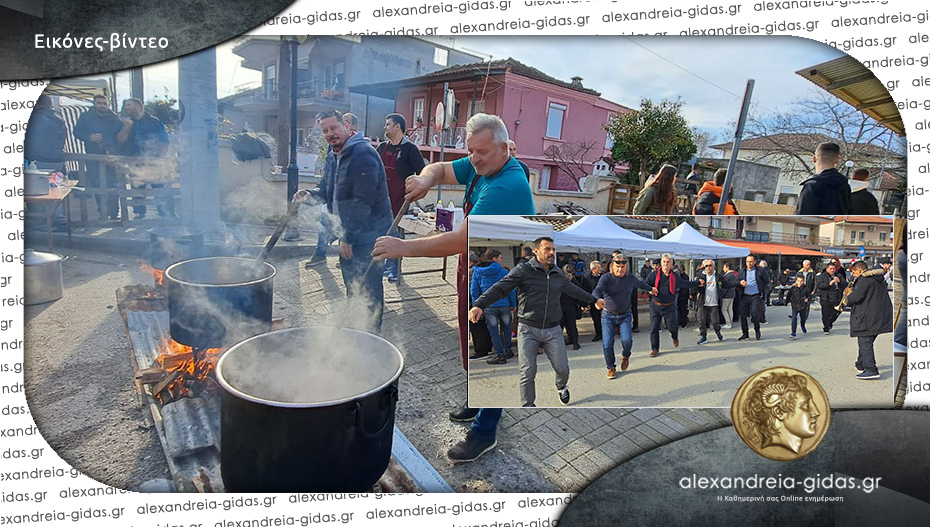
[149,227,204,271]
[164,256,274,349]
[24,169,51,196]
[24,249,64,305]
[215,327,403,492]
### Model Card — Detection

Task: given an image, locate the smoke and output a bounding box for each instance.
[218,327,402,405]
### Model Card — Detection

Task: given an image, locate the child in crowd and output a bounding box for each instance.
[788,275,811,338]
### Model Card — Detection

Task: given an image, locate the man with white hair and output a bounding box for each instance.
[372,113,534,464]
[694,259,734,345]
[643,254,702,357]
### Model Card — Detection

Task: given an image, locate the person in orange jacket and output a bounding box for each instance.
[692,168,738,215]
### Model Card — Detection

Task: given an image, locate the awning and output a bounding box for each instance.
[796,55,904,137]
[716,241,831,257]
[45,78,111,102]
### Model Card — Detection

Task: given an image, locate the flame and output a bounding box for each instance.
[140,263,165,287]
[154,338,224,404]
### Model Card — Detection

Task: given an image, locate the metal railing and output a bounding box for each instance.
[233,80,347,102]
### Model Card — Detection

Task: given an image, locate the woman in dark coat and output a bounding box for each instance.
[845,261,893,379]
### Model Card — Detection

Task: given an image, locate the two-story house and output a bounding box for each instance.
[350,58,633,192]
[218,36,482,146]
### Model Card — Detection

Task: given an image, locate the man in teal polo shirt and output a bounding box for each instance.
[372,113,534,464]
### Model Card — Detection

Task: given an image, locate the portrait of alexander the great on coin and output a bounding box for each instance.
[741,372,822,455]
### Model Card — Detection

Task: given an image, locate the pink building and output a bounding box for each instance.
[352,58,632,191]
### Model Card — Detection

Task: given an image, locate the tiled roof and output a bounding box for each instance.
[826,216,894,224]
[710,133,895,158]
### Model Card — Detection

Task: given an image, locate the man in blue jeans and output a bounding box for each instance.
[592,253,657,379]
[372,113,535,463]
[471,249,516,364]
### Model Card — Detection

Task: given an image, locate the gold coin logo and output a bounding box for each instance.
[731,367,830,462]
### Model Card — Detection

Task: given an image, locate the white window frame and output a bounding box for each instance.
[433,47,449,67]
[545,101,568,140]
[540,166,553,190]
[413,97,425,126]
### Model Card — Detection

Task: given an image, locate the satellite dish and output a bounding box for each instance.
[435,101,444,132]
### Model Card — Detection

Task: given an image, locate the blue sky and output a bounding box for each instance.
[117,35,845,141]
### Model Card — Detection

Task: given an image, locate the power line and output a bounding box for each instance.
[620,36,743,100]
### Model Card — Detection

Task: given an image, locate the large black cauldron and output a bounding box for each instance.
[215,327,403,492]
[165,256,274,349]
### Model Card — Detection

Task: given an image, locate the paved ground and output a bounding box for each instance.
[469,301,894,409]
[21,226,740,493]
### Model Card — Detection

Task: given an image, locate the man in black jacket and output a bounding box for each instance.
[24,95,67,171]
[378,113,426,282]
[849,168,880,215]
[644,255,702,357]
[798,259,817,319]
[582,261,604,342]
[72,94,123,220]
[815,261,847,334]
[737,255,771,341]
[470,237,605,407]
[794,142,852,215]
[694,259,736,345]
[845,261,893,379]
[776,268,793,304]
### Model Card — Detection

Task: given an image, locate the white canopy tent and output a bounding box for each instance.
[553,216,668,256]
[658,223,750,260]
[467,215,554,246]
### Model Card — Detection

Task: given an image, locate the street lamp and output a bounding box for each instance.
[282,35,302,242]
[844,159,855,178]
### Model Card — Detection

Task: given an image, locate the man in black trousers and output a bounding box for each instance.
[737,255,771,341]
[816,261,847,334]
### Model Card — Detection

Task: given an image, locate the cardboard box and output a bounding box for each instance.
[436,207,464,232]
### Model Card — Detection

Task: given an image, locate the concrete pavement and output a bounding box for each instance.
[468,301,894,409]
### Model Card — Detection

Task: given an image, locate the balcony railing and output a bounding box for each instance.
[704,227,830,246]
[232,80,348,103]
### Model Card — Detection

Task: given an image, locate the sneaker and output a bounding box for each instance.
[503,349,515,360]
[607,368,617,379]
[592,335,602,342]
[650,349,659,357]
[855,365,864,373]
[801,326,807,334]
[790,334,797,339]
[305,253,327,267]
[738,334,750,341]
[856,371,880,380]
[620,356,629,371]
[487,355,507,365]
[448,404,479,422]
[572,343,581,350]
[716,331,723,341]
[697,336,708,345]
[632,327,639,333]
[823,329,830,335]
[723,324,732,329]
[558,387,570,405]
[386,272,398,283]
[468,352,490,361]
[447,431,497,464]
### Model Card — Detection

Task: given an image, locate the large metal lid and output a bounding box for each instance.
[216,327,404,408]
[24,249,62,266]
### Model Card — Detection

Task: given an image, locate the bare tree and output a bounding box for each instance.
[743,91,905,184]
[542,138,603,191]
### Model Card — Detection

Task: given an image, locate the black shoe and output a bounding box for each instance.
[856,370,880,380]
[592,335,602,342]
[559,387,570,405]
[448,404,479,422]
[572,343,581,350]
[697,336,708,345]
[738,334,750,341]
[716,331,723,341]
[468,351,491,361]
[755,329,761,340]
[632,327,639,333]
[487,355,507,365]
[447,431,497,464]
[503,349,515,360]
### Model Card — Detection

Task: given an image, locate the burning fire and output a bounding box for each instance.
[140,263,165,287]
[154,338,224,404]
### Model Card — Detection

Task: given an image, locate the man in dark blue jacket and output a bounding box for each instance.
[73,94,123,219]
[471,249,516,364]
[644,254,702,357]
[592,253,657,378]
[294,110,393,333]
